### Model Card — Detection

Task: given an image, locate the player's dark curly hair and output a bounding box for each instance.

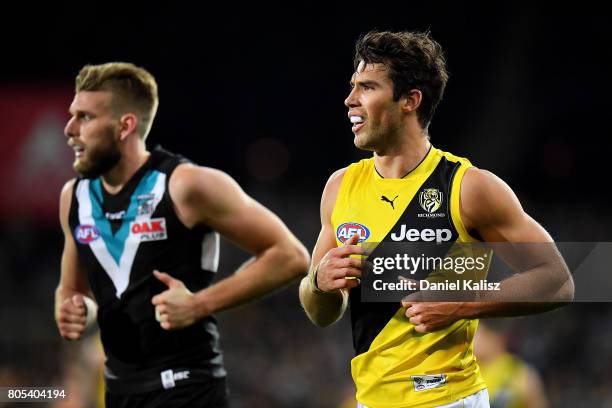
[354,30,449,129]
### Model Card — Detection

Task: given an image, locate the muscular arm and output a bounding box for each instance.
[403,168,574,332]
[153,164,309,328]
[459,168,574,317]
[298,168,363,327]
[55,179,96,340]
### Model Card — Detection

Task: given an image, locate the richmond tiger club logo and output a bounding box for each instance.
[418,188,445,218]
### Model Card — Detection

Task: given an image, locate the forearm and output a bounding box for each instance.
[193,242,308,316]
[459,260,574,318]
[298,275,347,327]
[458,300,571,320]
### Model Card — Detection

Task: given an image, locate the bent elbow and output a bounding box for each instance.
[285,241,311,278]
[561,278,575,303]
[553,274,575,304]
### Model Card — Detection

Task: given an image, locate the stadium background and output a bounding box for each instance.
[1,5,611,407]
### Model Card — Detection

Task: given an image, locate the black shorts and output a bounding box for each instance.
[105,378,229,408]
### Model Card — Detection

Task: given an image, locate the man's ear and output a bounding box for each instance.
[118,113,139,141]
[400,89,422,114]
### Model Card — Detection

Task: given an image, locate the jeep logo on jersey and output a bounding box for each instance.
[419,188,443,213]
[131,218,168,242]
[74,224,100,244]
[336,222,370,243]
[390,225,452,243]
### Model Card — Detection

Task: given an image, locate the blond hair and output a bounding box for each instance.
[76,62,159,139]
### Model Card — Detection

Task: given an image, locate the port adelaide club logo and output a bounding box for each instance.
[418,188,445,218]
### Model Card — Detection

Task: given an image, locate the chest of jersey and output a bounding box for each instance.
[332,152,461,248]
[68,150,217,306]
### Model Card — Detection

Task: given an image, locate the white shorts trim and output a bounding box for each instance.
[357,388,490,408]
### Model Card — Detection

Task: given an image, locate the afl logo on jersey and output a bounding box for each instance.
[74,224,100,244]
[419,188,443,213]
[336,222,370,243]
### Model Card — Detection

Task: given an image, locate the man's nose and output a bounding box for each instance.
[344,88,359,108]
[64,116,77,139]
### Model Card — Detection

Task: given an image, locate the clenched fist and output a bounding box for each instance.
[56,295,88,341]
[314,233,364,292]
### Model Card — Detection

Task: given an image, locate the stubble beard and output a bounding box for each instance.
[354,123,378,151]
[74,128,122,179]
[354,123,392,153]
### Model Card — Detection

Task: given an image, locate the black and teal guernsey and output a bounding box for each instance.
[68,146,226,394]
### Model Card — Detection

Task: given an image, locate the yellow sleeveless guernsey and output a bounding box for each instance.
[331,146,488,408]
[480,353,532,408]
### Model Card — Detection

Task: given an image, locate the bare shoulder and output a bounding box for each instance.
[59,178,77,230]
[169,163,237,202]
[322,167,348,202]
[462,167,510,198]
[320,167,348,218]
[327,167,348,185]
[60,179,78,212]
[461,167,524,232]
[60,178,77,200]
[169,163,247,227]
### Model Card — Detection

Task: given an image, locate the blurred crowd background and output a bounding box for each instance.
[1,4,611,407]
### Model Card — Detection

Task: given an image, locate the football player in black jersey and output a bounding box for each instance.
[55,62,309,407]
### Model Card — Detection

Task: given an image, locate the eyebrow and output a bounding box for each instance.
[68,108,95,117]
[350,79,380,87]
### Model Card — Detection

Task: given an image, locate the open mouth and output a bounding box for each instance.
[72,145,85,158]
[350,115,365,133]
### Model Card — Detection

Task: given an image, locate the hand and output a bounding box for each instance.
[151,270,198,330]
[400,301,467,333]
[315,233,364,293]
[57,295,87,340]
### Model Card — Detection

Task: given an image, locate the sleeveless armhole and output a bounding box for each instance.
[330,163,358,238]
[450,160,479,243]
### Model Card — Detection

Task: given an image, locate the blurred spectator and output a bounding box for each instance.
[475,321,548,408]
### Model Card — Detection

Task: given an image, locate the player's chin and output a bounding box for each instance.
[353,133,373,151]
[353,132,363,144]
[74,160,99,179]
[73,158,88,173]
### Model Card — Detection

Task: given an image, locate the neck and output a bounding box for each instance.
[102,141,150,194]
[374,127,431,178]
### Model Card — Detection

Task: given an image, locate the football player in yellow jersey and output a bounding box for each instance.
[299,30,574,408]
[474,322,549,408]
